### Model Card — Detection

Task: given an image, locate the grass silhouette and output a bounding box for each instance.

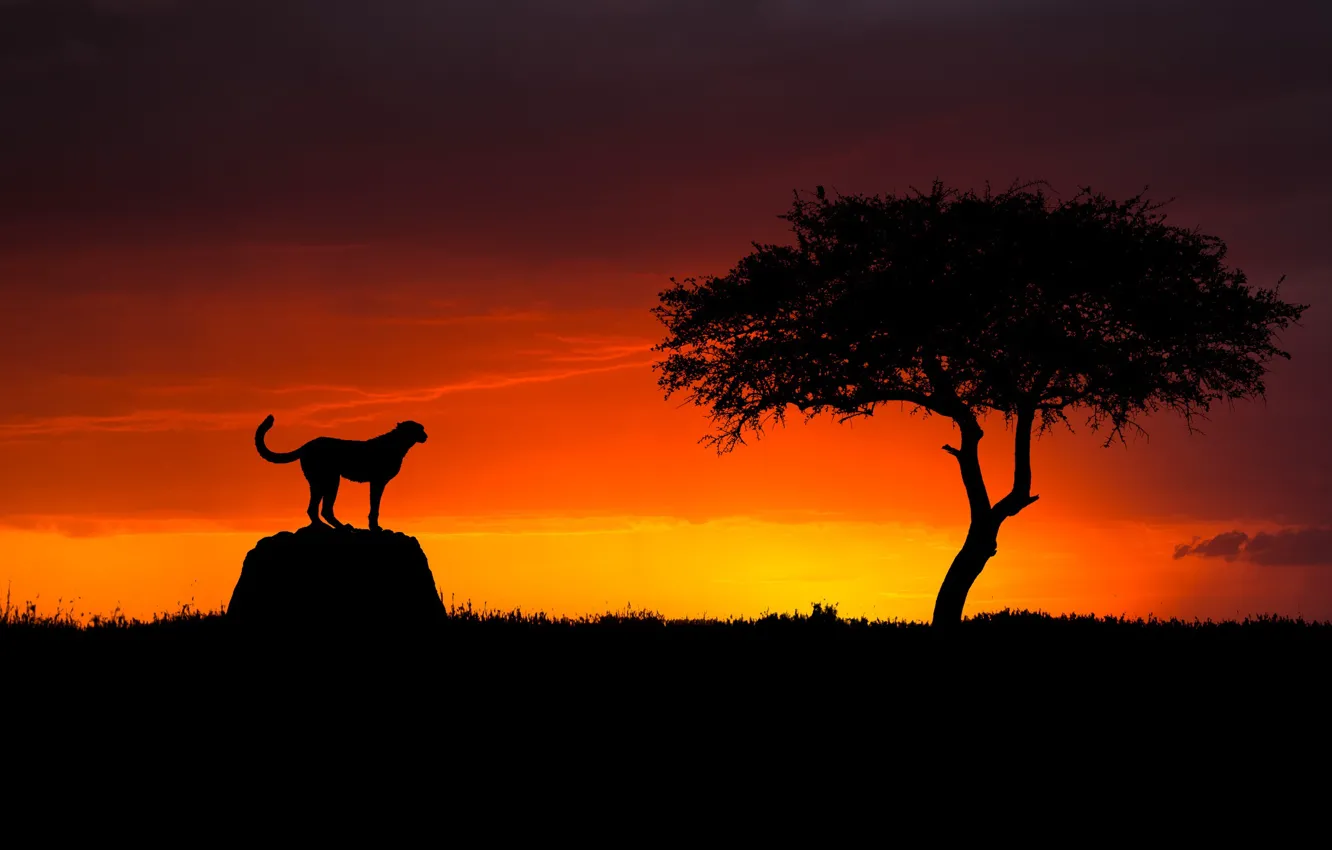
[5,593,1325,794]
[6,593,1329,650]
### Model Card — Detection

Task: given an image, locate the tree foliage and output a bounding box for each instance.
[653,182,1307,452]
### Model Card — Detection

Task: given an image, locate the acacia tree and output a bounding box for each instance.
[652,182,1307,624]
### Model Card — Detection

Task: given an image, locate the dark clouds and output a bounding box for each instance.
[1174,530,1250,561]
[2,0,1329,263]
[1174,527,1332,565]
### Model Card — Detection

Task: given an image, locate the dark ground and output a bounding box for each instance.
[4,605,1327,826]
[6,604,1327,731]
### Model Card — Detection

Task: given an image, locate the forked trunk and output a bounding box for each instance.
[932,406,1039,626]
[932,522,1000,625]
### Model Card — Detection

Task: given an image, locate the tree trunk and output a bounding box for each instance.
[932,406,1038,626]
[932,523,1000,625]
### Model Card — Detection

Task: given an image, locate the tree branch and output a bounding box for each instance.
[993,405,1040,519]
[941,423,990,521]
[837,387,956,420]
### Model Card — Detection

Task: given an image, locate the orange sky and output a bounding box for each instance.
[1,253,1325,622]
[2,1,1329,622]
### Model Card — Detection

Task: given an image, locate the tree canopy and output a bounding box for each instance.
[654,182,1305,450]
[653,181,1308,623]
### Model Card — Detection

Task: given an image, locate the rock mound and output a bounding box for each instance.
[227,526,444,630]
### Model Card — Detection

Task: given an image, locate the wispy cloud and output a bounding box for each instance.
[0,512,263,538]
[289,359,656,422]
[0,510,941,539]
[548,335,654,363]
[372,309,549,327]
[516,334,656,364]
[0,359,655,439]
[1173,526,1332,566]
[262,384,382,397]
[232,241,377,255]
[0,408,259,439]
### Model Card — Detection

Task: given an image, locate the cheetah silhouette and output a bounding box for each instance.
[255,414,428,531]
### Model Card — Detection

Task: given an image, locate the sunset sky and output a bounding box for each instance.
[2,0,1329,622]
